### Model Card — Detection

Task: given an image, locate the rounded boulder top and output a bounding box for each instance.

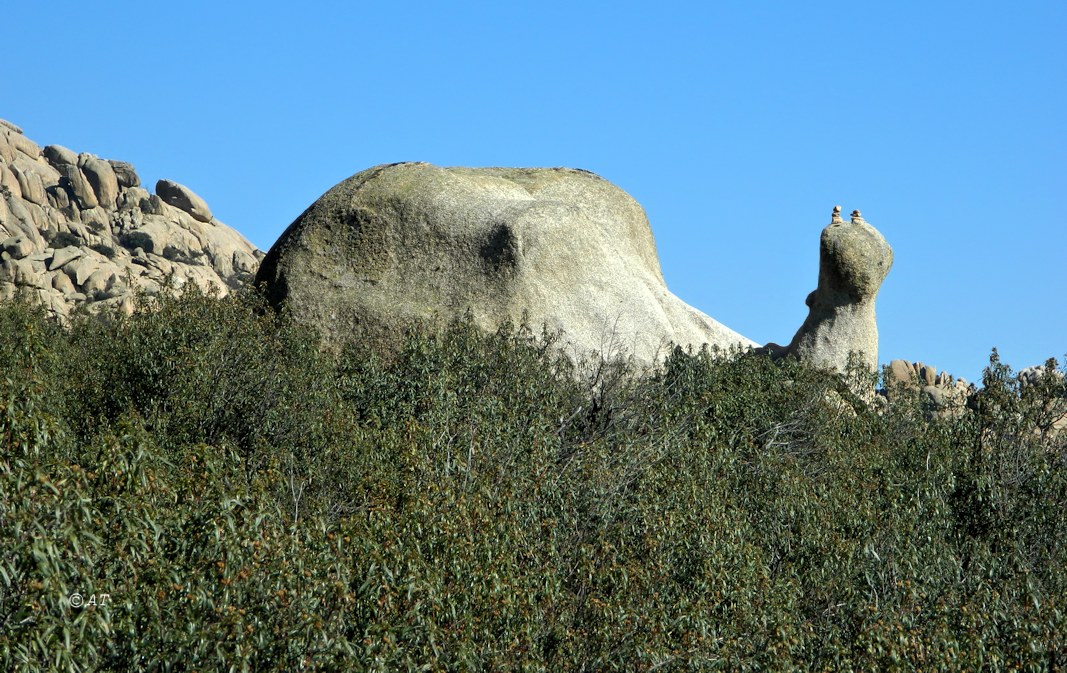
[821,207,893,303]
[256,162,755,366]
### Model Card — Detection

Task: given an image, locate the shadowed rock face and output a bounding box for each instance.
[256,162,756,366]
[765,207,893,373]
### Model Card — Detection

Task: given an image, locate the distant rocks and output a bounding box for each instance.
[1017,363,1065,391]
[1018,363,1067,433]
[882,359,1065,432]
[884,358,975,415]
[0,119,263,318]
[255,162,755,366]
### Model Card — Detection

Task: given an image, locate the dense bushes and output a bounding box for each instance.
[1,289,1065,671]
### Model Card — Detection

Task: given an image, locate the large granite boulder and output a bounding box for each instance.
[256,162,755,366]
[764,206,893,373]
[43,144,78,168]
[79,154,120,209]
[155,179,213,223]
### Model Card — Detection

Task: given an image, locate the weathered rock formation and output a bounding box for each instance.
[255,162,756,366]
[0,119,263,317]
[764,206,893,373]
[884,359,975,416]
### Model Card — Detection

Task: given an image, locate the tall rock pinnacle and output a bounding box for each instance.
[765,206,893,373]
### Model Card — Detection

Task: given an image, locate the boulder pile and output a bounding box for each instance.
[884,359,1066,430]
[884,359,975,414]
[0,119,262,318]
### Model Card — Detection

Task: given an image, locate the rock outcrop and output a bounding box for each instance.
[255,162,755,366]
[1018,363,1065,392]
[883,358,975,416]
[1018,363,1067,433]
[156,179,213,223]
[0,119,263,318]
[764,206,893,373]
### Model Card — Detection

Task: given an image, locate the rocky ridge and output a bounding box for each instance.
[0,119,262,318]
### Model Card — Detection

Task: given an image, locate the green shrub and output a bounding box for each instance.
[1,292,1064,671]
[88,244,116,259]
[48,231,82,249]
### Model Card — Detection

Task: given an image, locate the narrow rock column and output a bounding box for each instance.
[770,206,893,373]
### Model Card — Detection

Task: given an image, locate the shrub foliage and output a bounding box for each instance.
[1,290,1065,671]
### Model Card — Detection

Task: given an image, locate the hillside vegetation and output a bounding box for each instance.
[1,288,1065,671]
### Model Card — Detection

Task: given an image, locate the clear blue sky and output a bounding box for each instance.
[5,1,1064,383]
